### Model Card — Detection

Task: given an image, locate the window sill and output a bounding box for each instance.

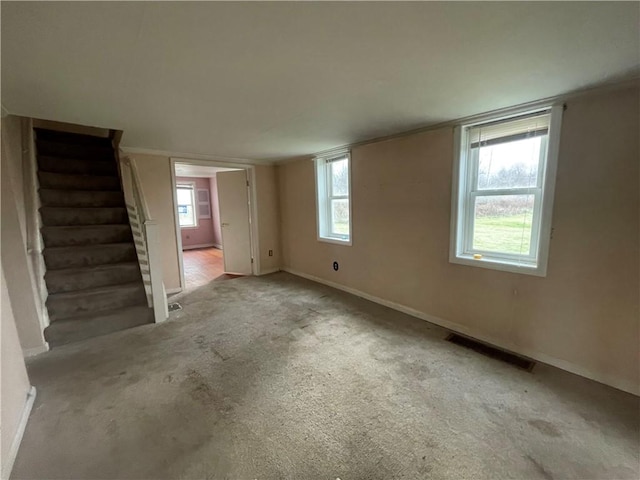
[318,236,352,246]
[180,225,199,230]
[450,254,546,277]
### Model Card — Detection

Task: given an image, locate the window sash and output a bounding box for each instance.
[460,127,549,264]
[325,162,349,239]
[316,153,351,243]
[328,198,349,237]
[326,156,349,198]
[324,155,351,240]
[462,191,542,262]
[177,184,197,227]
[466,135,547,193]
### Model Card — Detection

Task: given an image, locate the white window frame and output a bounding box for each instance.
[176,182,198,229]
[315,150,352,245]
[449,105,563,276]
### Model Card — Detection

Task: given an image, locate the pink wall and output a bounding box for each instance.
[176,176,219,249]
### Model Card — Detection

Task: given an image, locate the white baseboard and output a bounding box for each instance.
[23,343,48,357]
[166,288,183,295]
[258,267,280,276]
[182,243,217,251]
[213,243,222,250]
[282,267,639,396]
[2,386,36,480]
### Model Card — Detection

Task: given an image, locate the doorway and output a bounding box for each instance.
[171,160,256,291]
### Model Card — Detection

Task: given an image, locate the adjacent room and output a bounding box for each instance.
[173,162,253,289]
[1,2,638,479]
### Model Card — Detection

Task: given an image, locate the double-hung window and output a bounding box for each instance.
[450,106,562,276]
[315,151,351,244]
[177,183,197,228]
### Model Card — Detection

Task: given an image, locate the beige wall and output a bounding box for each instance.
[130,154,182,291]
[133,155,281,289]
[278,86,640,394]
[1,116,47,352]
[3,116,27,239]
[1,266,33,479]
[255,165,281,273]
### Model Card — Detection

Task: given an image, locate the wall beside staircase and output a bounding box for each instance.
[2,116,27,237]
[1,266,34,479]
[0,115,47,353]
[128,154,182,291]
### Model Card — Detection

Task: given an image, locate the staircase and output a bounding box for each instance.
[36,128,153,347]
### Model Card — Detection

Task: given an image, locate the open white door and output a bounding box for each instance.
[216,170,252,275]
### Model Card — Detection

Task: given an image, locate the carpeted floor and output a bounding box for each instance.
[13,272,639,479]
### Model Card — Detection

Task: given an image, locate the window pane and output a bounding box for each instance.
[177,187,195,227]
[330,198,349,236]
[177,187,193,205]
[330,158,349,196]
[178,206,195,227]
[476,136,542,190]
[473,195,534,255]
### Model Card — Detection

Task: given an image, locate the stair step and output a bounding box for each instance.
[41,224,133,247]
[37,155,118,176]
[44,243,137,269]
[44,304,153,347]
[46,282,147,322]
[40,189,125,208]
[40,206,128,226]
[38,171,121,191]
[36,139,114,161]
[34,128,112,147]
[45,262,142,294]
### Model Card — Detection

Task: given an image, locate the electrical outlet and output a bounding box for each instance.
[268,250,273,256]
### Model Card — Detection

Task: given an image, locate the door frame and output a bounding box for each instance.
[170,157,260,291]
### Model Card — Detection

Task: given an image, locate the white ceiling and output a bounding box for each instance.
[2,2,638,162]
[174,163,240,178]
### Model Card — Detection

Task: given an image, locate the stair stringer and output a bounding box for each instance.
[124,201,153,307]
[23,117,52,337]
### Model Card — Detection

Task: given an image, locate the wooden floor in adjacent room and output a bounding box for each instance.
[182,247,229,289]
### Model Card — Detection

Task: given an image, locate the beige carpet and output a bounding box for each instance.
[13,272,639,479]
